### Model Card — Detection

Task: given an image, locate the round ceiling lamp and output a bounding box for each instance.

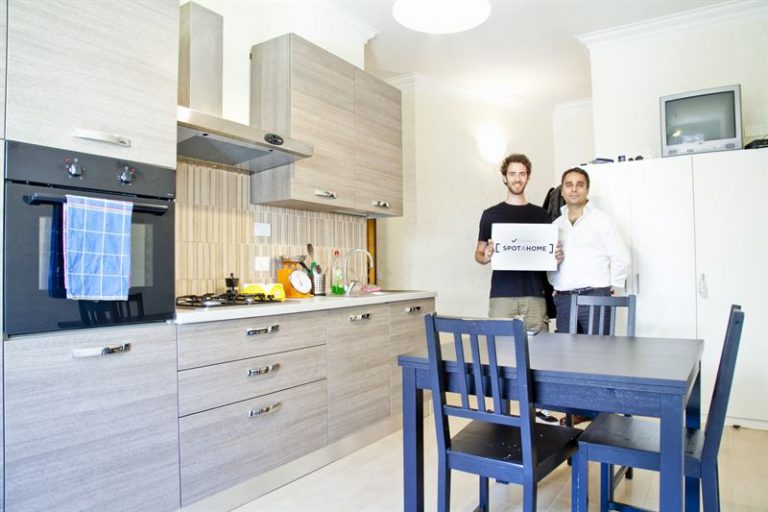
[392,0,492,35]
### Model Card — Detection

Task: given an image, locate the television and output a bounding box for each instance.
[660,84,742,157]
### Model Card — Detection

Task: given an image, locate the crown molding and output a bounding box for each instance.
[554,98,593,114]
[323,2,378,44]
[578,0,766,49]
[387,73,552,112]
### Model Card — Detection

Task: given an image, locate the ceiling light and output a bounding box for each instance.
[392,0,491,35]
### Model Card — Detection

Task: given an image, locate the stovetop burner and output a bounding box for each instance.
[176,293,278,308]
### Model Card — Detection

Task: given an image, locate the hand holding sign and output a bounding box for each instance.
[490,224,558,271]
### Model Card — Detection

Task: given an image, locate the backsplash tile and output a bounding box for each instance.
[175,159,367,296]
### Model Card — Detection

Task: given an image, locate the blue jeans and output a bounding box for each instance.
[553,287,612,334]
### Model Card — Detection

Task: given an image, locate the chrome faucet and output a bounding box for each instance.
[343,249,374,295]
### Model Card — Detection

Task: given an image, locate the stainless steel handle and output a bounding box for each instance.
[372,200,390,208]
[248,402,282,417]
[635,273,640,295]
[349,313,371,321]
[405,306,422,314]
[313,189,337,199]
[23,193,169,215]
[71,343,131,358]
[73,128,131,147]
[246,324,279,336]
[247,363,281,376]
[698,273,708,298]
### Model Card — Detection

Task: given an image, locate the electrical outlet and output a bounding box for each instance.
[254,256,271,272]
[254,222,271,237]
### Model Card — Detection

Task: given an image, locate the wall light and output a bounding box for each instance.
[475,123,507,164]
[392,0,491,35]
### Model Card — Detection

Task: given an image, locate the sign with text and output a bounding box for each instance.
[490,223,558,271]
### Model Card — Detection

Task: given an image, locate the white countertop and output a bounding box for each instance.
[174,290,437,324]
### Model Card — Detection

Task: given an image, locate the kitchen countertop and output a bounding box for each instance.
[174,290,437,324]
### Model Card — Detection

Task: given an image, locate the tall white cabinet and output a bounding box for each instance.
[587,148,768,425]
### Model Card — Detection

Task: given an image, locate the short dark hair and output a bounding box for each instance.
[500,153,532,176]
[561,167,590,188]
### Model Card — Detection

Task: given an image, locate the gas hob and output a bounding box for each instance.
[176,293,279,308]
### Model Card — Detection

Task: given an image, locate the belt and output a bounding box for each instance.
[556,286,611,295]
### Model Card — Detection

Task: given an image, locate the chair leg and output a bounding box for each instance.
[572,449,589,512]
[600,463,613,512]
[479,476,489,512]
[523,476,537,512]
[626,466,633,479]
[437,464,450,512]
[701,462,721,512]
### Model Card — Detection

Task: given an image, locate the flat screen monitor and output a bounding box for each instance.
[660,84,742,157]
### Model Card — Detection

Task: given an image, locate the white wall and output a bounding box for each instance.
[379,75,555,318]
[180,0,374,124]
[552,99,595,175]
[582,1,768,159]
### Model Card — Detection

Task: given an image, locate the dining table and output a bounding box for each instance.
[398,331,704,511]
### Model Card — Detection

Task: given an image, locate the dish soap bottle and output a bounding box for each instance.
[331,249,344,295]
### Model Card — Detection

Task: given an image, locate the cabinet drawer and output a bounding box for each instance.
[327,304,390,442]
[179,345,326,416]
[177,310,327,369]
[179,380,327,506]
[4,323,180,512]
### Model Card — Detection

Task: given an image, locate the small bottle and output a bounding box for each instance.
[331,250,344,295]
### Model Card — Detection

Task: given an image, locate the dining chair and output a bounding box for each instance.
[569,294,637,336]
[423,313,581,511]
[571,305,745,512]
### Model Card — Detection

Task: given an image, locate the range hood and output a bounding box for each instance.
[176,2,312,172]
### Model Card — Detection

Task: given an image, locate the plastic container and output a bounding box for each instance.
[331,250,344,295]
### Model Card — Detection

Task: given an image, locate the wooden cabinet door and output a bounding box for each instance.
[4,324,180,511]
[326,304,390,442]
[389,299,434,415]
[354,69,403,216]
[5,0,178,168]
[692,148,768,423]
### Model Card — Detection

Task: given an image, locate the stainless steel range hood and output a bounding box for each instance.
[177,2,311,172]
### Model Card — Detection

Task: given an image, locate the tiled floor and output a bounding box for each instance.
[235,416,768,511]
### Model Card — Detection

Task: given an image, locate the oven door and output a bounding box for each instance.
[4,182,175,335]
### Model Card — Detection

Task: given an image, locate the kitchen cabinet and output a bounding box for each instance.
[250,34,403,216]
[1,142,5,512]
[3,323,180,511]
[177,311,328,505]
[587,148,767,424]
[326,303,391,442]
[389,298,435,414]
[4,0,178,168]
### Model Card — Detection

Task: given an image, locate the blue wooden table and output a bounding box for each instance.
[398,332,703,511]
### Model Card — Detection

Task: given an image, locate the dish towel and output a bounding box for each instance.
[63,195,133,300]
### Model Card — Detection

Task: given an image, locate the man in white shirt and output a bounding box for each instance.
[548,167,630,333]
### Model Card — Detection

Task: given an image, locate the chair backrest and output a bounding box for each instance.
[424,314,536,467]
[702,305,745,462]
[569,294,637,336]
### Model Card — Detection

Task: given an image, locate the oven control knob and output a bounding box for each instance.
[119,166,135,184]
[65,158,82,177]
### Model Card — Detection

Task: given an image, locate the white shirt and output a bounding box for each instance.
[548,202,630,291]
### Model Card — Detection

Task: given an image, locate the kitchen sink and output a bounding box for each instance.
[328,290,415,299]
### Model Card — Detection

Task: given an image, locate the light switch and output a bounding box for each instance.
[254,222,271,237]
[254,256,271,272]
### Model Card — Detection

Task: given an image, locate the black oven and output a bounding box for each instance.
[4,141,175,336]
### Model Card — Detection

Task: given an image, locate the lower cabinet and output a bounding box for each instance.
[389,299,435,414]
[326,304,391,442]
[3,323,180,512]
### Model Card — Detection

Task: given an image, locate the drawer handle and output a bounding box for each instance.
[349,313,371,322]
[73,128,131,147]
[71,343,131,358]
[314,189,337,199]
[247,363,281,377]
[405,306,422,314]
[372,200,390,209]
[246,324,279,336]
[248,402,282,418]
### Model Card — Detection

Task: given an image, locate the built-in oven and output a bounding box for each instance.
[3,141,175,336]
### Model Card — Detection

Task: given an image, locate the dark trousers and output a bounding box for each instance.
[553,287,612,334]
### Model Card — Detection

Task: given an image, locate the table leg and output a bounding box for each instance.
[685,370,701,512]
[659,393,685,511]
[402,366,424,512]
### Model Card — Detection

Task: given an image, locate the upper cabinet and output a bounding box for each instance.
[251,34,403,217]
[4,0,178,168]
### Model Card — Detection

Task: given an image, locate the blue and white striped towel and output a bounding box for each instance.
[63,195,133,300]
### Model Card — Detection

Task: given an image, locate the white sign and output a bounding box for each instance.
[490,223,558,271]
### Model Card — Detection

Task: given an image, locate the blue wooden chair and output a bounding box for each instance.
[423,313,581,511]
[572,305,745,512]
